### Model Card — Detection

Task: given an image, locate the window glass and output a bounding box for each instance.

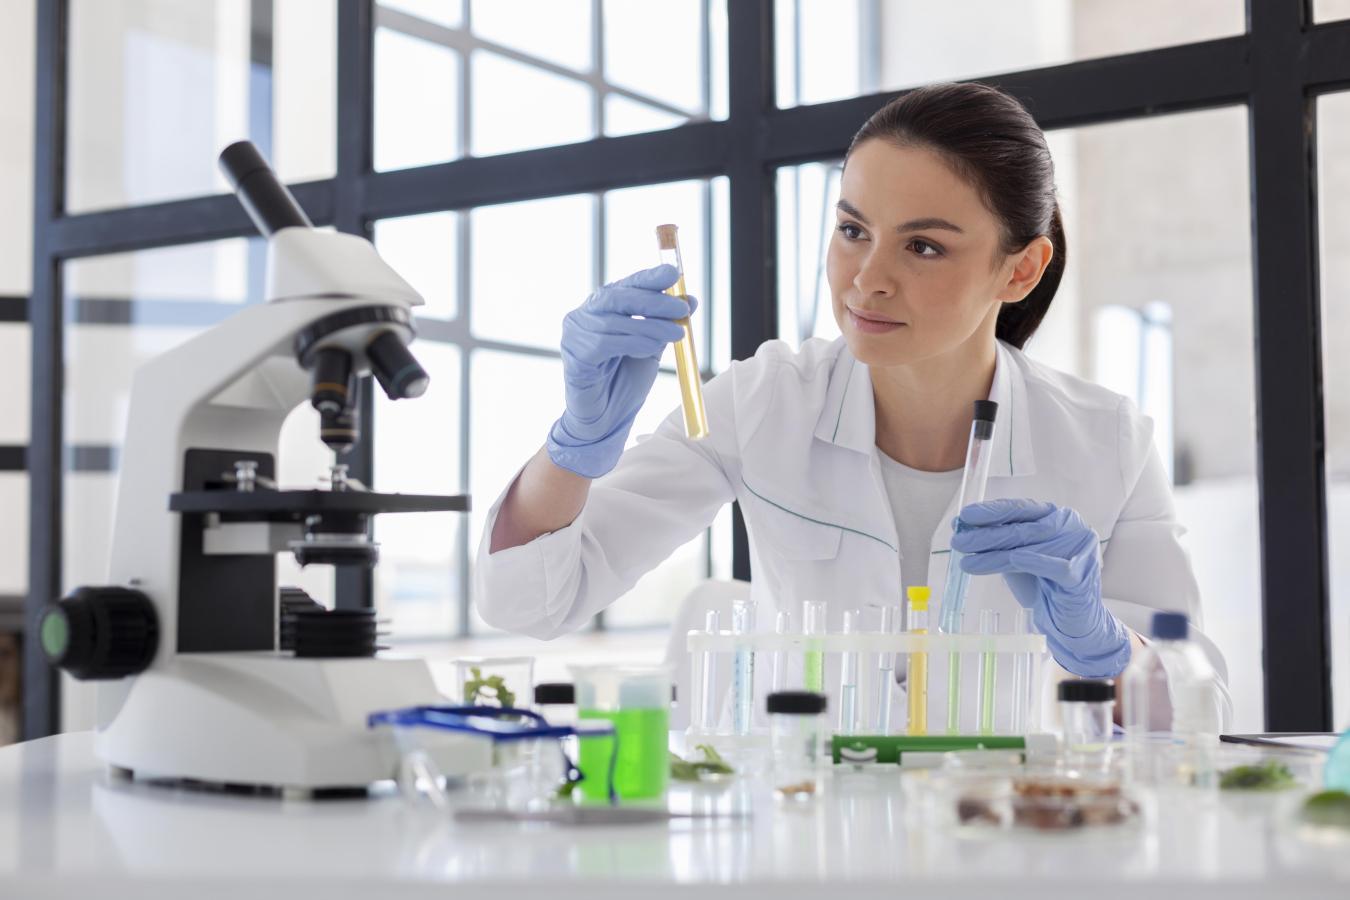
[470,0,592,72]
[1317,91,1350,727]
[67,0,335,212]
[375,342,463,638]
[467,350,564,632]
[0,0,34,295]
[470,193,593,351]
[603,0,707,114]
[374,26,460,172]
[374,211,460,321]
[381,0,462,29]
[1315,0,1350,22]
[0,326,29,445]
[470,51,594,158]
[775,0,1245,109]
[0,475,26,595]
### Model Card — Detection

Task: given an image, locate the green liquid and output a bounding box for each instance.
[946,652,962,734]
[979,650,997,734]
[577,708,669,803]
[804,647,824,692]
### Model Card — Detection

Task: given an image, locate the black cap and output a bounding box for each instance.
[1058,679,1116,703]
[766,690,827,715]
[1151,611,1189,641]
[972,400,998,440]
[534,682,575,705]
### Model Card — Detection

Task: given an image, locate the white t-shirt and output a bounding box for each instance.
[876,451,962,599]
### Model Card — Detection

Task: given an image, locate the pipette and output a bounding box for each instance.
[655,224,709,440]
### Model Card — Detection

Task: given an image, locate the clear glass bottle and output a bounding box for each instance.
[1122,611,1223,785]
[768,690,827,803]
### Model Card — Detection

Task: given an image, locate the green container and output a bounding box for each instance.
[571,664,672,804]
[577,708,669,802]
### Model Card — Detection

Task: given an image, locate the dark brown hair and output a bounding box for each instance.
[845,82,1065,349]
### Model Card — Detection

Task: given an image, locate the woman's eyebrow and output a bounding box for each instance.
[836,199,964,235]
[897,217,964,234]
[836,198,870,224]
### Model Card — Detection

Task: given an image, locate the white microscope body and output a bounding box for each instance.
[44,143,486,793]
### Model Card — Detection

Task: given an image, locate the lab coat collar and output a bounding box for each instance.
[812,338,1036,478]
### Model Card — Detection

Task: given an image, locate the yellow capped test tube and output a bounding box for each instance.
[907,586,930,736]
[655,224,709,440]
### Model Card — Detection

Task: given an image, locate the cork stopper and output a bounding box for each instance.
[655,223,679,250]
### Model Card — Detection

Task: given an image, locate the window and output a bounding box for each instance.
[373,0,728,170]
[66,0,336,212]
[775,0,1245,109]
[1318,90,1350,727]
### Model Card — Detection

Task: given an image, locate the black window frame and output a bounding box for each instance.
[23,0,1350,737]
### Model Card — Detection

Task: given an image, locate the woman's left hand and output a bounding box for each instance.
[952,499,1132,678]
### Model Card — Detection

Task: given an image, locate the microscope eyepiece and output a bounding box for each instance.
[219,140,313,237]
[367,330,430,401]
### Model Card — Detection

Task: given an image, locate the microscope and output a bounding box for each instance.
[39,142,487,795]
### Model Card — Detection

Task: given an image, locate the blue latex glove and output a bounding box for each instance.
[951,499,1132,678]
[546,264,697,478]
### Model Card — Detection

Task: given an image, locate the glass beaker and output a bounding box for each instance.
[570,664,673,803]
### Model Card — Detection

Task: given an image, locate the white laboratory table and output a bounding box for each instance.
[1,732,1348,900]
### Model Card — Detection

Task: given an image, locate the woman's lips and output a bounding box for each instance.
[848,308,906,334]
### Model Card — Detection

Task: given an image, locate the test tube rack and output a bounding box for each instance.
[686,630,1047,740]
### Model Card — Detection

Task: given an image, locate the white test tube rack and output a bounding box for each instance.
[685,630,1047,739]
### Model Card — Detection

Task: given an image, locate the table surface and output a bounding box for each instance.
[2,732,1348,900]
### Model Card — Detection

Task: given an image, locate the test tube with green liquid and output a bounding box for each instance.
[945,612,965,734]
[803,599,826,693]
[977,609,999,734]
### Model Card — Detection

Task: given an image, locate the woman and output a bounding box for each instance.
[477,82,1232,728]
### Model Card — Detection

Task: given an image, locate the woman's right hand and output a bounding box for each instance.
[546,264,697,478]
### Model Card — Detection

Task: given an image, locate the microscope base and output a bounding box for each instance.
[93,653,491,794]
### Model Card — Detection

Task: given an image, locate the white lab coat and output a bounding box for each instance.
[476,337,1234,731]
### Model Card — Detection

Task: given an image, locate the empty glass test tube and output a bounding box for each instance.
[977,609,999,734]
[875,605,901,735]
[655,224,709,440]
[699,609,720,731]
[938,400,999,635]
[802,600,826,693]
[1009,607,1034,733]
[838,610,861,734]
[771,609,791,692]
[731,598,756,735]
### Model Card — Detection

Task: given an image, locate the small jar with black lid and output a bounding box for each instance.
[1058,679,1116,765]
[767,690,827,802]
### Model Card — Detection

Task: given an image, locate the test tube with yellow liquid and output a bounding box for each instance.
[906,586,930,736]
[655,224,709,440]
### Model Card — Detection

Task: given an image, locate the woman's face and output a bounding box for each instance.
[827,139,1042,368]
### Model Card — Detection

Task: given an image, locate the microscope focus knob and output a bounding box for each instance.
[40,587,159,681]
